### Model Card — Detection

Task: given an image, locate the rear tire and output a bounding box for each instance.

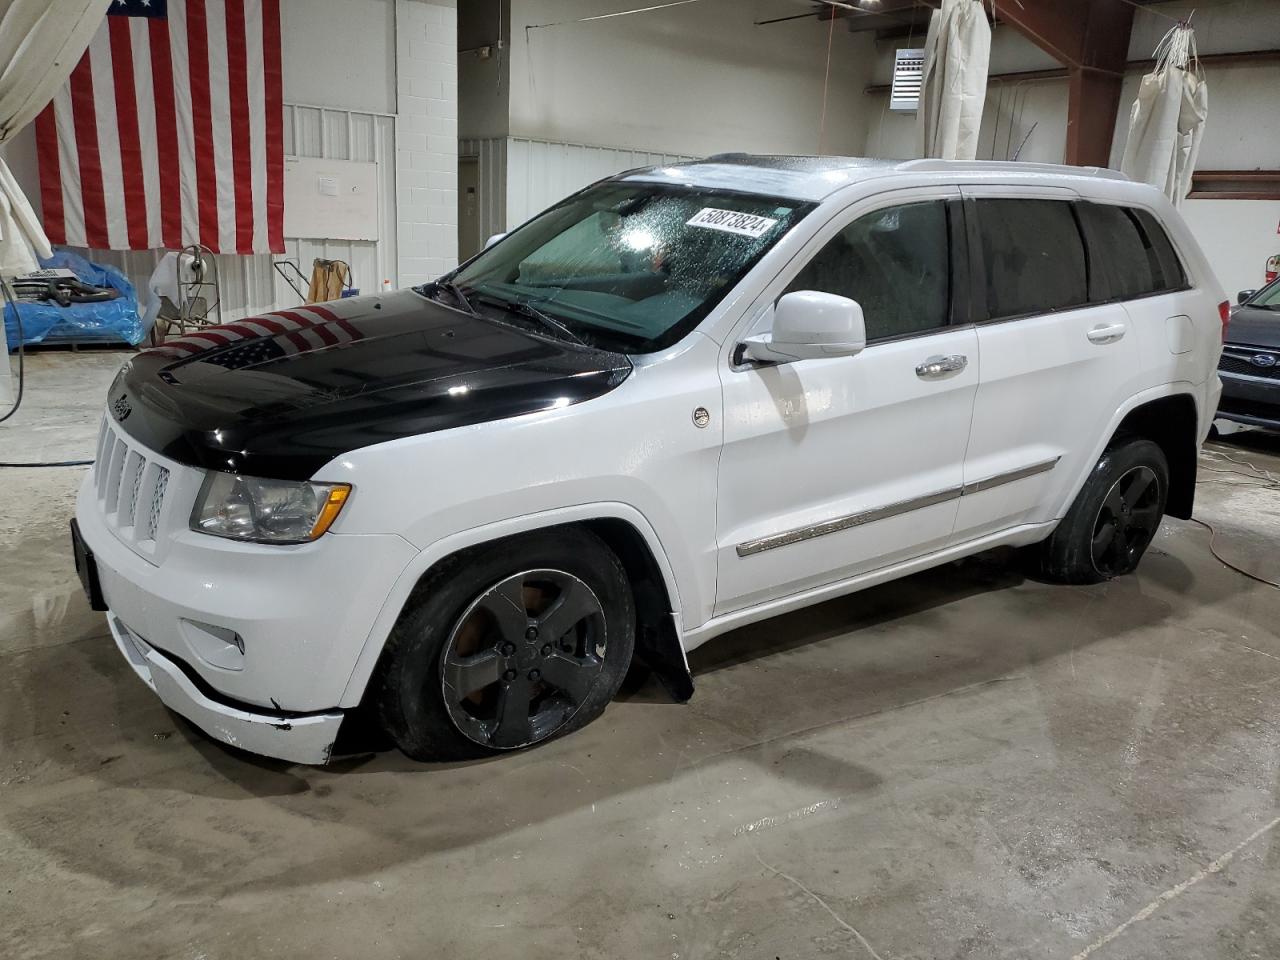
[374,528,635,761]
[1032,438,1169,585]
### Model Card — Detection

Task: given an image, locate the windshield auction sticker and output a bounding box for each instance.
[686,208,778,239]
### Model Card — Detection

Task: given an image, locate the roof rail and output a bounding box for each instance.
[896,159,1130,181]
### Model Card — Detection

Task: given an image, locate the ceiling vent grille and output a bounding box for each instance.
[890,48,925,112]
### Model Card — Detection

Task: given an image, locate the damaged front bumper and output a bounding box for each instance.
[109,615,343,764]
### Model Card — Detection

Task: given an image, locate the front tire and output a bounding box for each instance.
[374,528,635,761]
[1032,438,1169,585]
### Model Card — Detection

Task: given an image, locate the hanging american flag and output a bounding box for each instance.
[34,0,284,255]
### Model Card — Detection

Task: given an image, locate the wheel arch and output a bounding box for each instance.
[339,504,693,709]
[1109,391,1199,519]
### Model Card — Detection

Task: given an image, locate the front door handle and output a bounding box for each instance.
[1087,322,1127,345]
[915,354,968,379]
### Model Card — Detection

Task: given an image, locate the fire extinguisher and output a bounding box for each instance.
[1267,254,1279,285]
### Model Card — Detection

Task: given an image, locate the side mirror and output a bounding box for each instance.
[484,232,507,250]
[741,291,867,364]
[1238,289,1257,305]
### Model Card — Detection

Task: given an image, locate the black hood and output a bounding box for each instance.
[1227,305,1280,350]
[109,290,632,480]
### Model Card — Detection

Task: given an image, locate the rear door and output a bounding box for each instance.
[953,189,1148,540]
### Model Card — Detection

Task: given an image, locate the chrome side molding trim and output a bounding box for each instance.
[736,488,961,558]
[735,456,1062,558]
[961,456,1061,496]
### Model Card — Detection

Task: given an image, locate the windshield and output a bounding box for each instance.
[1248,278,1280,310]
[439,182,812,353]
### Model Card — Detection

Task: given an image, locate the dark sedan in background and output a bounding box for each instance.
[1218,278,1280,430]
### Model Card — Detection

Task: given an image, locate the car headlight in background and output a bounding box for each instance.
[190,473,351,544]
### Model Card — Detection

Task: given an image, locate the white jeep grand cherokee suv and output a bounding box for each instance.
[73,156,1226,764]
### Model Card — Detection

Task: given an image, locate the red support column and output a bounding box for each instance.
[988,0,1135,166]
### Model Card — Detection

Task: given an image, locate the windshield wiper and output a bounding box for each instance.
[508,299,588,346]
[430,279,478,316]
[472,292,587,346]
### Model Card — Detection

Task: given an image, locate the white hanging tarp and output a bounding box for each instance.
[916,0,991,161]
[0,0,112,277]
[1120,24,1208,208]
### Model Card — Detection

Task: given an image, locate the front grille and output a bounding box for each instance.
[92,418,176,558]
[146,468,170,540]
[1220,348,1280,380]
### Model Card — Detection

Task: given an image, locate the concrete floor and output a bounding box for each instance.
[3,351,1279,960]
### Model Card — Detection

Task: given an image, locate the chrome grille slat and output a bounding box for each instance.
[145,467,170,541]
[121,452,145,527]
[93,416,177,559]
[104,438,128,512]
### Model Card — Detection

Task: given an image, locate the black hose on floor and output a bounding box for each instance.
[0,271,26,426]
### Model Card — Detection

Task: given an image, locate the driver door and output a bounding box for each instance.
[714,188,979,615]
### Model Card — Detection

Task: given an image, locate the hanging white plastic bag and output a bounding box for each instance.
[1120,24,1207,207]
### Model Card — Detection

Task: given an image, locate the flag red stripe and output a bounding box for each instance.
[69,53,109,249]
[157,340,205,354]
[34,105,64,246]
[183,330,235,345]
[262,0,284,253]
[148,15,182,249]
[245,316,310,351]
[186,0,220,251]
[276,310,339,345]
[224,0,254,254]
[264,311,322,350]
[296,304,360,339]
[266,309,319,327]
[216,323,261,339]
[240,316,286,334]
[108,18,148,250]
[296,304,340,322]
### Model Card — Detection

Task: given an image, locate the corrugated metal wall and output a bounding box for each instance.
[504,138,697,230]
[72,101,397,326]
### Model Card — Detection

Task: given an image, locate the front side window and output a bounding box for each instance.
[975,198,1087,320]
[444,183,811,353]
[785,200,951,342]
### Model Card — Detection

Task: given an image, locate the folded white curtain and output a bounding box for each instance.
[1120,24,1208,207]
[917,0,991,161]
[0,0,111,276]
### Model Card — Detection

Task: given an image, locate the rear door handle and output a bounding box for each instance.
[915,354,968,379]
[1087,322,1127,345]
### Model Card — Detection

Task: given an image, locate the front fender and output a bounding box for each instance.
[336,501,689,708]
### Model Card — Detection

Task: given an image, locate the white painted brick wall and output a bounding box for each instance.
[396,0,458,287]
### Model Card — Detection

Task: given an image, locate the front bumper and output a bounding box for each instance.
[109,615,343,764]
[76,462,419,762]
[1217,368,1280,429]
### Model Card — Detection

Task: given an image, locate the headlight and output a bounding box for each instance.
[190,473,351,544]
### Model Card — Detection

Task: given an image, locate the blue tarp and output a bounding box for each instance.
[5,251,145,349]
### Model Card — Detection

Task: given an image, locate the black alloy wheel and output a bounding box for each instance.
[441,569,607,749]
[373,527,635,761]
[1090,465,1163,578]
[1028,437,1169,585]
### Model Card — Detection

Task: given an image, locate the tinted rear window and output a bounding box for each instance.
[975,199,1087,320]
[1131,208,1187,292]
[1077,203,1159,301]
